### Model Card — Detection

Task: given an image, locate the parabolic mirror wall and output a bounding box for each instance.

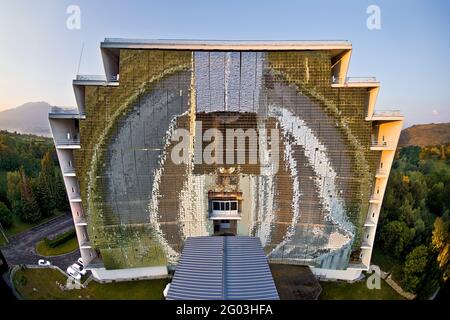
[74,50,378,270]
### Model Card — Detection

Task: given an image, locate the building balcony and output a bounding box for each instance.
[49,107,85,119]
[63,167,76,177]
[331,76,379,87]
[367,110,404,121]
[375,169,388,178]
[76,74,119,81]
[370,140,396,151]
[347,262,369,271]
[75,218,87,226]
[364,219,377,227]
[69,193,82,202]
[209,210,241,220]
[55,138,81,149]
[79,240,92,249]
[361,242,372,250]
[369,195,382,204]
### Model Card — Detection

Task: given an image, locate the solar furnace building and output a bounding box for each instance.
[49,39,403,281]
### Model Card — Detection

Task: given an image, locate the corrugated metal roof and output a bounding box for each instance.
[166,236,279,300]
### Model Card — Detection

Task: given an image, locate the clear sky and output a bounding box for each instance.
[0,0,449,127]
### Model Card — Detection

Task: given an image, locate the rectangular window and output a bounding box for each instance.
[213,202,220,210]
[231,202,237,210]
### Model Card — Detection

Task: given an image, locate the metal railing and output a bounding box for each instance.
[376,169,388,176]
[50,107,78,114]
[371,140,395,148]
[332,76,378,84]
[372,110,403,117]
[76,74,119,82]
[63,167,76,174]
[56,139,80,146]
[370,194,382,202]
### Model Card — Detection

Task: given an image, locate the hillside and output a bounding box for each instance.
[0,102,75,137]
[399,123,450,147]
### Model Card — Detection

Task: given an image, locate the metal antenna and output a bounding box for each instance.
[76,42,84,75]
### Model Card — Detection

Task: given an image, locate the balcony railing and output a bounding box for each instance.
[56,139,80,146]
[76,74,119,82]
[70,193,82,201]
[63,167,76,175]
[79,240,91,248]
[209,210,241,220]
[75,217,87,225]
[372,110,402,117]
[370,140,395,149]
[332,76,378,84]
[50,107,79,114]
[369,194,382,203]
[375,169,388,176]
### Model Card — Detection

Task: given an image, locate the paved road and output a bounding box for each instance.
[0,213,80,270]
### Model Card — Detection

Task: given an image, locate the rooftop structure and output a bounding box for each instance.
[166,236,279,300]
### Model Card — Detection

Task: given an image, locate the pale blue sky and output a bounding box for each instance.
[0,0,449,127]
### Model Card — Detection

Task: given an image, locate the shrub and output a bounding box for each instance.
[44,229,76,248]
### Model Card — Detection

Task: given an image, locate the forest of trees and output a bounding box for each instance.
[376,143,450,298]
[0,130,449,299]
[0,131,68,230]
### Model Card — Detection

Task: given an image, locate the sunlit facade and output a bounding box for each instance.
[49,39,403,281]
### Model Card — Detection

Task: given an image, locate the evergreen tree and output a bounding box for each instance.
[35,152,56,216]
[54,170,69,211]
[19,166,41,223]
[402,245,430,293]
[6,171,22,217]
[0,201,12,228]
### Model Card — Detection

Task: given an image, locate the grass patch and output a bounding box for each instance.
[319,276,405,300]
[36,236,79,256]
[371,247,400,272]
[13,267,168,300]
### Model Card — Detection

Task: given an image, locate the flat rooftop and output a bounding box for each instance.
[101,38,352,52]
[166,236,279,300]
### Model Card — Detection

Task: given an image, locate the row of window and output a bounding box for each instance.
[212,201,238,211]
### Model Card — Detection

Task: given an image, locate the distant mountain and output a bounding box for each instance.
[399,123,450,147]
[0,102,75,137]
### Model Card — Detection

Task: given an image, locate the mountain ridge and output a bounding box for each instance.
[0,102,76,137]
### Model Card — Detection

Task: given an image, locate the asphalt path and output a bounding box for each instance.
[0,213,80,270]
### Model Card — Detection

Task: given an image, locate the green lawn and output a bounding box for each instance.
[35,236,79,256]
[371,247,399,272]
[371,247,404,283]
[13,267,168,300]
[319,276,405,300]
